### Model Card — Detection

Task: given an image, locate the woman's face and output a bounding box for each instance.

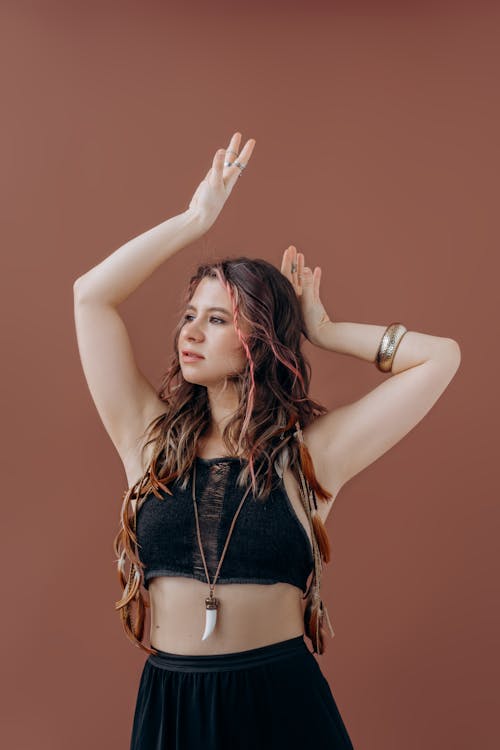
[178,277,249,387]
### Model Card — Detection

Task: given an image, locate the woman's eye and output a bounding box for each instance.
[183,315,225,324]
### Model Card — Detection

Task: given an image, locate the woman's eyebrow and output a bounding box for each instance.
[185,304,231,315]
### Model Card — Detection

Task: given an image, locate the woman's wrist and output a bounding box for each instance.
[184,207,217,237]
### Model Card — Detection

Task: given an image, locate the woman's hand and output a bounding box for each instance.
[280,245,331,346]
[187,132,256,231]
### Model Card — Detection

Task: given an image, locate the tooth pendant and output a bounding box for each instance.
[202,592,219,641]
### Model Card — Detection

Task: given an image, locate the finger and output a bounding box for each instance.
[225,135,256,190]
[313,267,321,300]
[280,249,287,275]
[281,245,296,281]
[297,253,304,291]
[211,148,226,183]
[290,250,300,288]
[204,144,224,182]
[302,266,319,304]
[301,266,316,309]
[236,136,256,166]
[285,246,304,297]
[220,132,242,187]
[223,132,242,170]
[285,245,297,291]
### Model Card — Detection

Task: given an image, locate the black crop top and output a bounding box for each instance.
[135,455,314,594]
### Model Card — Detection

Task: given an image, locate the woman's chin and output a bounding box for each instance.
[181,372,207,386]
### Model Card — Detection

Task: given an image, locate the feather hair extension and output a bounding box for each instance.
[293,420,335,654]
[311,511,331,564]
[293,420,331,563]
[294,420,333,502]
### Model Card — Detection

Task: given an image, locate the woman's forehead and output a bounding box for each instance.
[189,277,231,308]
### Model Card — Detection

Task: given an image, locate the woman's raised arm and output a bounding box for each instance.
[74,132,256,305]
[72,132,256,468]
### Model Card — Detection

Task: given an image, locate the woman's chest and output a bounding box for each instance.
[126,448,314,555]
[135,463,314,574]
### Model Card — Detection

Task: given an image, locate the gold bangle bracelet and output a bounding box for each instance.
[375,322,408,373]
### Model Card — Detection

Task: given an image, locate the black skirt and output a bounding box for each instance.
[130,634,355,749]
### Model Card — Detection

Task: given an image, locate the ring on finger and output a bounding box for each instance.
[224,158,246,176]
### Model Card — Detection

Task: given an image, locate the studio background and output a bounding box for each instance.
[1,1,497,748]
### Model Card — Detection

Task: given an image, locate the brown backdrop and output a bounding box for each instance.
[1,1,498,748]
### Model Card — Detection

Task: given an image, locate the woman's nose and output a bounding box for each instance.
[185,322,203,340]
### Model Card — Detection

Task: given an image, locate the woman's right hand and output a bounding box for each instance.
[187,132,256,231]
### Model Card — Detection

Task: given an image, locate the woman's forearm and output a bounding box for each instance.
[73,209,206,307]
[314,321,459,373]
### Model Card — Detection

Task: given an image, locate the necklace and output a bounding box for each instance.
[191,460,253,641]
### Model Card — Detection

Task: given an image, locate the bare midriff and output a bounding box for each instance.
[147,576,307,655]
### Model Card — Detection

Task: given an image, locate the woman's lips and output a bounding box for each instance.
[181,352,204,362]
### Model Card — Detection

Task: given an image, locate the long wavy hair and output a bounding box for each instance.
[113,256,335,656]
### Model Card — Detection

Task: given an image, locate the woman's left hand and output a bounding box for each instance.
[280,245,331,346]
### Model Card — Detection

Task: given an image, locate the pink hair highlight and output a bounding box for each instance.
[213,267,260,487]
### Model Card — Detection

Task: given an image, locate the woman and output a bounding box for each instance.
[73,131,461,749]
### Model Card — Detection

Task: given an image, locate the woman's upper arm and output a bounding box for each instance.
[73,284,166,459]
[305,345,461,498]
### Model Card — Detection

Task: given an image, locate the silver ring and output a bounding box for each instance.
[233,160,246,171]
[291,262,297,273]
[227,148,238,157]
[224,160,233,167]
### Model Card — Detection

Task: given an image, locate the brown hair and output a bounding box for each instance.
[113,256,335,656]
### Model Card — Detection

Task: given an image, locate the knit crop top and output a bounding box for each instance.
[135,455,314,594]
